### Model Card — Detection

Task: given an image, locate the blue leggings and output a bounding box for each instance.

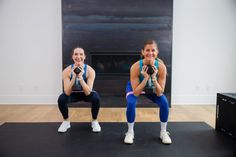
[126,81,169,123]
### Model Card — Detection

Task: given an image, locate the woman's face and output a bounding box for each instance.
[142,43,158,61]
[72,48,86,66]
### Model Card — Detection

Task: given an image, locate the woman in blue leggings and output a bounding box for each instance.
[124,40,172,144]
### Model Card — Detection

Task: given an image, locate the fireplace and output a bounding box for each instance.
[62,0,173,107]
[91,52,140,76]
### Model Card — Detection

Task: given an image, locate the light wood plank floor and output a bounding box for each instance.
[0,105,216,128]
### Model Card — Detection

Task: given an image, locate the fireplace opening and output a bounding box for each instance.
[91,53,140,76]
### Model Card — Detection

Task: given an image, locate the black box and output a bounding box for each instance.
[216,93,236,138]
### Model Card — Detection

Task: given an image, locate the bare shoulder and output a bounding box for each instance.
[131,60,140,72]
[87,65,95,74]
[62,65,71,79]
[86,65,95,79]
[157,59,167,74]
[130,60,141,79]
[63,65,71,72]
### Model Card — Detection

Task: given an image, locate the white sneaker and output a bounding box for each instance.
[91,120,101,132]
[58,121,70,133]
[124,131,134,144]
[160,131,172,144]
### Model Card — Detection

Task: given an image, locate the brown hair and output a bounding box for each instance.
[141,40,158,59]
[142,40,158,50]
[71,46,85,56]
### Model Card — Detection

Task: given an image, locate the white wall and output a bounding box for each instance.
[0,0,62,104]
[172,0,236,104]
[0,0,235,105]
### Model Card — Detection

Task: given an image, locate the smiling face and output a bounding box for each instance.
[72,48,86,66]
[141,43,158,62]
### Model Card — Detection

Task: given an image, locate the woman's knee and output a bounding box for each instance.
[126,95,136,110]
[57,93,68,105]
[90,91,100,104]
[158,95,169,108]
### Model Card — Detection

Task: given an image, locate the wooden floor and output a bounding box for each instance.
[0,105,216,128]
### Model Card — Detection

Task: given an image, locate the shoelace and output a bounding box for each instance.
[162,131,170,138]
[125,132,134,137]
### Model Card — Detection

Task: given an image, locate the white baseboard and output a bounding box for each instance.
[0,95,58,105]
[172,94,216,105]
[0,94,217,105]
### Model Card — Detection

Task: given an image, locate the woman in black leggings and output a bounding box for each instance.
[57,47,101,133]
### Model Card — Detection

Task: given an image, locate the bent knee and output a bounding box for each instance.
[90,92,100,103]
[126,95,136,109]
[57,93,68,104]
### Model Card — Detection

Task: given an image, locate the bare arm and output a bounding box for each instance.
[79,66,95,96]
[130,62,150,96]
[63,67,76,96]
[152,62,167,96]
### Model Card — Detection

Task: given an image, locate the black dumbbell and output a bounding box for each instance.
[147,65,154,75]
[74,67,81,74]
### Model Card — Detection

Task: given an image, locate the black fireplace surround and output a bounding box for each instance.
[62,0,173,107]
[91,52,140,76]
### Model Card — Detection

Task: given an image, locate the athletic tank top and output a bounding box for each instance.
[70,64,87,91]
[139,59,158,83]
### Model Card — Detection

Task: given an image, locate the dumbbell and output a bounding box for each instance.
[74,67,81,74]
[147,64,154,75]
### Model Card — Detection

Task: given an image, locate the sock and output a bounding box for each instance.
[128,122,134,133]
[161,122,167,132]
[92,119,98,123]
[63,120,70,125]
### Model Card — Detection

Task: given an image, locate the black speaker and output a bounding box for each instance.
[216,93,236,138]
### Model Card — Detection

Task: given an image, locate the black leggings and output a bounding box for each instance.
[57,91,100,120]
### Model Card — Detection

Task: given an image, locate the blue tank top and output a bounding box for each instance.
[139,59,158,82]
[70,64,87,91]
